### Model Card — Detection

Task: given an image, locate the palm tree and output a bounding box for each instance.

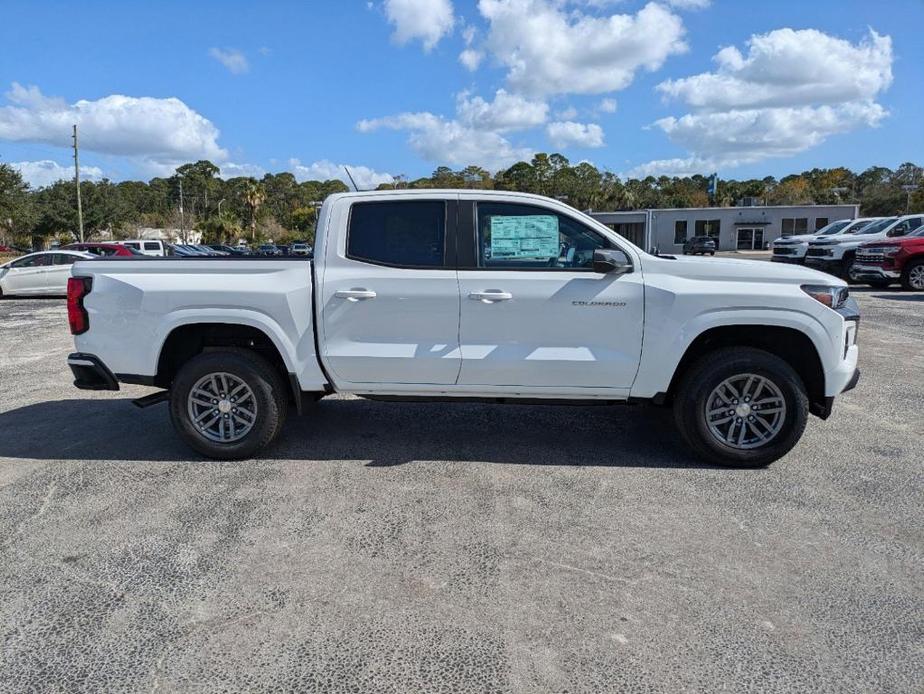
[242,181,266,242]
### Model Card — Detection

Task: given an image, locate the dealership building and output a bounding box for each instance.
[589,203,859,253]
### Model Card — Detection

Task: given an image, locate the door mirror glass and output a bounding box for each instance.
[593,249,632,275]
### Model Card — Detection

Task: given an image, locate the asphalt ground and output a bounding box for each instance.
[0,283,921,692]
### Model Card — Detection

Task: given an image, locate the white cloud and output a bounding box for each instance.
[477,0,687,96]
[546,121,605,148]
[459,48,484,71]
[455,89,548,132]
[288,158,395,189]
[665,0,710,9]
[625,156,715,179]
[597,98,617,114]
[209,47,249,75]
[218,162,266,179]
[384,0,455,51]
[0,83,228,173]
[656,28,892,111]
[11,159,104,188]
[358,88,547,170]
[556,106,578,120]
[635,28,893,174]
[653,102,887,165]
[358,112,533,171]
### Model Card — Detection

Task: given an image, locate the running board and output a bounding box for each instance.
[132,391,169,409]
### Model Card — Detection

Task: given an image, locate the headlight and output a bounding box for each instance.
[801,284,849,309]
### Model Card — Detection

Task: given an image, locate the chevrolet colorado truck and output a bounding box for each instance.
[805,214,924,279]
[851,227,924,290]
[770,218,880,265]
[66,190,860,467]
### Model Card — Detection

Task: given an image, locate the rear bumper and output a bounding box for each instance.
[67,352,119,391]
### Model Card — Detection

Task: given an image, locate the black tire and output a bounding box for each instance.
[901,259,924,291]
[169,349,288,459]
[673,347,809,468]
[709,251,715,256]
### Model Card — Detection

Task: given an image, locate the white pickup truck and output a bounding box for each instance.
[66,190,860,467]
[804,214,924,279]
[770,217,880,265]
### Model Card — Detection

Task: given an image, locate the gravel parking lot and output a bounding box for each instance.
[0,288,921,692]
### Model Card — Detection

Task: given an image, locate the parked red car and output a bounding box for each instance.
[60,243,142,257]
[851,227,924,290]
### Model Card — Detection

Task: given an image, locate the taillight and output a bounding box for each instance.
[67,276,92,335]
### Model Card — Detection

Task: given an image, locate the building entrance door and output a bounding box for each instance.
[736,228,764,250]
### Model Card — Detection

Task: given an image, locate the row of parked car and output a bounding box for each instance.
[771,214,924,291]
[0,240,315,297]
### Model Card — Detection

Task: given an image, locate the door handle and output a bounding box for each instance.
[335,289,377,301]
[469,290,512,302]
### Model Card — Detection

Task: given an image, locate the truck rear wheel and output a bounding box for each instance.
[673,347,809,468]
[901,260,924,291]
[169,350,288,459]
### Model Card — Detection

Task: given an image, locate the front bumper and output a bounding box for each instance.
[771,255,805,264]
[67,352,119,391]
[849,263,900,281]
[804,256,843,274]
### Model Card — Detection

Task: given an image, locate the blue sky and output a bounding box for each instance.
[1,0,922,188]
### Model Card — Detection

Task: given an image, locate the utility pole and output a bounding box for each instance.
[72,124,84,242]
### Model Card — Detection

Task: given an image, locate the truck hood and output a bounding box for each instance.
[773,233,818,244]
[651,254,844,286]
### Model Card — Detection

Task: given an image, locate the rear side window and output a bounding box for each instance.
[53,253,78,265]
[348,201,446,268]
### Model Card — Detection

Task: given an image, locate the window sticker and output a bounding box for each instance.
[489,215,559,259]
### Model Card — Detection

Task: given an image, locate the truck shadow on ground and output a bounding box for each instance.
[0,396,718,469]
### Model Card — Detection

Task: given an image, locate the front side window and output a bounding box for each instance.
[11,254,51,268]
[674,221,687,245]
[348,201,446,268]
[124,242,140,249]
[144,242,160,251]
[476,202,610,270]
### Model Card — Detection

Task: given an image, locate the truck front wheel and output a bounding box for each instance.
[901,260,924,291]
[169,350,288,459]
[673,347,809,468]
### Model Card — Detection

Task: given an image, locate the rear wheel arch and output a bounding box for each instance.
[155,322,293,395]
[665,325,826,416]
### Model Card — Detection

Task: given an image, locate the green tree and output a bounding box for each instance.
[0,164,35,244]
[241,180,266,242]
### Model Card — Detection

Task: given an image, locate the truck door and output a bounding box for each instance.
[318,197,461,386]
[456,200,644,392]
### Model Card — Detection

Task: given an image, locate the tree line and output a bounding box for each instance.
[1,154,922,249]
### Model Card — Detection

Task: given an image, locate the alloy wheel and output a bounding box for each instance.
[704,373,787,450]
[186,372,258,443]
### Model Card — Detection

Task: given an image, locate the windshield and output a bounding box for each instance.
[910,227,924,238]
[855,217,898,235]
[817,220,850,235]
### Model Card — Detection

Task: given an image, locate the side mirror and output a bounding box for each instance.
[593,248,632,275]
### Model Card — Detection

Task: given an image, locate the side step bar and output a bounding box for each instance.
[132,391,169,409]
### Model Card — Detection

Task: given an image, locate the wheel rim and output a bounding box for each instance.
[187,372,258,443]
[704,373,787,450]
[909,265,924,289]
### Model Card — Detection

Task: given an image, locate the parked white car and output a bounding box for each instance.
[771,218,883,265]
[66,190,860,468]
[805,214,924,278]
[119,239,167,257]
[0,250,94,297]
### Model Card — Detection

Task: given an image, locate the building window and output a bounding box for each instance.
[781,218,808,236]
[673,220,688,245]
[694,219,721,238]
[814,217,829,230]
